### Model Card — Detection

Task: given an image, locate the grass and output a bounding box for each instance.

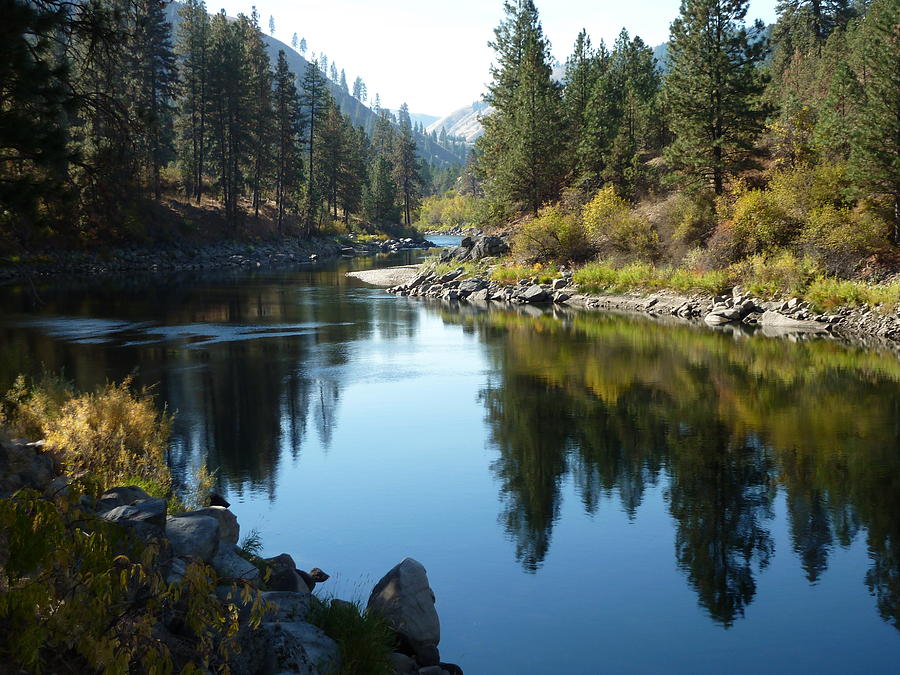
[804,277,900,312]
[573,260,731,295]
[306,596,396,675]
[490,262,560,285]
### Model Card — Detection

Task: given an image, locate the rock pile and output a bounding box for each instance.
[439,235,510,263]
[388,270,571,305]
[342,237,435,258]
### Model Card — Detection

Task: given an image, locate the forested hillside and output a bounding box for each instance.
[1,0,465,253]
[449,0,898,304]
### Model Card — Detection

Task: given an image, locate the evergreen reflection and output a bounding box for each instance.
[452,307,900,629]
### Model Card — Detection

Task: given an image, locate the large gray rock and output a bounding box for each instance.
[261,591,311,622]
[165,514,220,561]
[367,558,441,666]
[279,621,341,674]
[212,544,261,584]
[177,506,239,545]
[0,439,56,499]
[457,278,487,294]
[265,553,310,593]
[520,285,548,303]
[760,310,827,330]
[102,497,167,529]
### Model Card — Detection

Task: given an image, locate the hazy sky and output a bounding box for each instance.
[210,0,779,117]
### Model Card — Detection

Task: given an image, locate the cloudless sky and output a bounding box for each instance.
[209,0,779,117]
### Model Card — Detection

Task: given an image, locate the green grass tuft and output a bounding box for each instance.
[307,596,396,675]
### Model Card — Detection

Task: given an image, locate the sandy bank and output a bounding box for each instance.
[347,265,420,287]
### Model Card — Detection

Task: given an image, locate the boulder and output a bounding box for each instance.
[102,497,167,529]
[165,514,220,561]
[212,544,261,584]
[704,313,732,325]
[367,558,440,666]
[457,279,486,294]
[390,652,418,674]
[272,621,341,675]
[0,439,56,498]
[96,485,152,513]
[265,553,309,593]
[261,591,311,622]
[520,285,548,303]
[760,310,828,330]
[178,506,239,545]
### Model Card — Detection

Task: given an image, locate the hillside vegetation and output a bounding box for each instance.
[465,0,898,306]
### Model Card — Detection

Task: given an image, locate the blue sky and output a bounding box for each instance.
[211,0,779,117]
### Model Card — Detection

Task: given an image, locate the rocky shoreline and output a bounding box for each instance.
[382,236,900,349]
[1,438,463,675]
[0,235,435,285]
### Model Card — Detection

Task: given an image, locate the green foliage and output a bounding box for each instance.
[573,260,730,295]
[730,250,822,297]
[805,277,900,312]
[800,205,892,274]
[726,187,802,256]
[415,191,481,230]
[0,489,253,672]
[491,262,560,285]
[662,0,768,194]
[513,205,590,262]
[307,597,395,675]
[582,186,659,258]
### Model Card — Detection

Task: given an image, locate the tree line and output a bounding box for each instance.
[1,0,439,249]
[475,0,899,250]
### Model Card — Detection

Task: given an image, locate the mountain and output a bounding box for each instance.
[394,111,441,129]
[427,102,491,144]
[165,4,466,169]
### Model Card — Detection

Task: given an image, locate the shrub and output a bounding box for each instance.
[805,278,900,312]
[800,205,891,275]
[582,186,659,259]
[727,188,802,256]
[512,205,590,262]
[307,597,396,675]
[731,251,821,298]
[414,191,480,230]
[1,375,172,496]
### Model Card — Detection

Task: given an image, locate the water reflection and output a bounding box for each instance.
[0,267,898,636]
[447,307,900,628]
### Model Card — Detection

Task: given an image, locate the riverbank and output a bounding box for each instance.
[0,235,435,285]
[377,260,900,350]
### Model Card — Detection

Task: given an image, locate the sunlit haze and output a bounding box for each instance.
[209,0,779,117]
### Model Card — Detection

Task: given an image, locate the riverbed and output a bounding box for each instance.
[0,242,898,673]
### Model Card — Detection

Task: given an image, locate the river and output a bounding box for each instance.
[1,238,898,673]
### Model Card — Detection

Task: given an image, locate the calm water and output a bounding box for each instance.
[1,242,899,673]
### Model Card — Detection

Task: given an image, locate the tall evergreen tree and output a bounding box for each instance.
[291,32,298,50]
[352,76,367,101]
[563,30,603,176]
[662,0,768,195]
[478,0,566,215]
[392,103,422,226]
[240,10,273,220]
[364,155,398,225]
[268,15,275,35]
[175,0,210,202]
[849,0,900,242]
[339,69,349,94]
[300,59,330,235]
[206,11,246,228]
[317,98,348,219]
[272,50,304,235]
[0,0,74,240]
[299,37,307,55]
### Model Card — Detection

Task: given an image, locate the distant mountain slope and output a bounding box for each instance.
[396,111,441,128]
[166,3,466,168]
[427,102,491,144]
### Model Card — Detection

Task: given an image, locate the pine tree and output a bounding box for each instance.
[206,11,247,228]
[272,50,304,234]
[339,69,349,94]
[339,126,369,222]
[300,59,331,235]
[662,0,768,195]
[330,63,339,83]
[317,99,349,219]
[240,10,274,220]
[563,30,604,175]
[291,32,298,50]
[0,0,73,239]
[849,0,900,242]
[175,0,210,202]
[299,37,307,55]
[392,103,422,226]
[364,156,398,225]
[478,0,565,215]
[268,15,275,35]
[352,76,367,101]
